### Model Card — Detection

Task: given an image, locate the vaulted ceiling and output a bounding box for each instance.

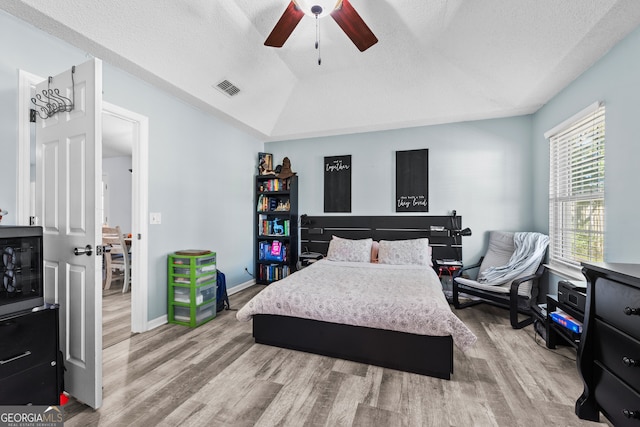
[4,1,640,141]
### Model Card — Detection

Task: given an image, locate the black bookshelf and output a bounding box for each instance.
[254,175,298,284]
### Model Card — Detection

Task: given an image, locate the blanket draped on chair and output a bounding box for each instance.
[477,232,549,285]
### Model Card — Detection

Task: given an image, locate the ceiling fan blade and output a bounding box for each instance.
[330,0,378,52]
[264,1,305,48]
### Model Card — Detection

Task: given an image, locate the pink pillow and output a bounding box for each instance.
[371,241,379,263]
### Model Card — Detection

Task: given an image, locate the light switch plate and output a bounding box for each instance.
[150,212,162,224]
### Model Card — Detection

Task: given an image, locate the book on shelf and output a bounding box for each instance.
[259,241,288,262]
[259,263,290,282]
[258,178,291,192]
[550,309,583,334]
[258,216,290,236]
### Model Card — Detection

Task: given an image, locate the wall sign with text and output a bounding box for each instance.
[396,149,429,212]
[324,155,351,212]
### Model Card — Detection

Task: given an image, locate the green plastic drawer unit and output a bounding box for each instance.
[168,250,217,327]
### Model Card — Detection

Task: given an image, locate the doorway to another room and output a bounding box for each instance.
[101,110,134,345]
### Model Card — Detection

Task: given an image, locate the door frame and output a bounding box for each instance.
[102,102,149,332]
[18,70,150,333]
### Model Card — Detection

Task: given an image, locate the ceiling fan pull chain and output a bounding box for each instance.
[316,14,321,65]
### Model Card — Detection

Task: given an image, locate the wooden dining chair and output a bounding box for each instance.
[102,225,131,293]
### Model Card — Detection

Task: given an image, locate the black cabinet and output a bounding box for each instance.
[254,175,298,284]
[0,307,62,405]
[576,262,640,426]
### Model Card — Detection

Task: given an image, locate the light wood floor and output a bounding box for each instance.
[62,285,611,427]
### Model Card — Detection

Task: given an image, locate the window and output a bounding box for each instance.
[547,103,605,271]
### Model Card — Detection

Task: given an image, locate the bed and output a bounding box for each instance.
[237,216,477,380]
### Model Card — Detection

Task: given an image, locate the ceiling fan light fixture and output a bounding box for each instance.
[295,0,340,18]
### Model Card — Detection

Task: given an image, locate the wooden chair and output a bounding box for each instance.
[452,231,548,329]
[102,225,131,293]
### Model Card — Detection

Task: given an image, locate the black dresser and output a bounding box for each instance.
[0,307,62,405]
[577,262,640,425]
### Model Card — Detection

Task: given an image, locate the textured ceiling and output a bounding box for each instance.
[4,0,640,141]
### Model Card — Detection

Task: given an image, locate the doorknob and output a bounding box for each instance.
[73,245,93,256]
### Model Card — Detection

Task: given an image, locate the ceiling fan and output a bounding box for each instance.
[264,0,378,52]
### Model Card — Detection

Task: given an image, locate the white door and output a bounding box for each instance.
[35,58,103,409]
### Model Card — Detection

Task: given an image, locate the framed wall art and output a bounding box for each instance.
[324,155,351,212]
[396,149,429,212]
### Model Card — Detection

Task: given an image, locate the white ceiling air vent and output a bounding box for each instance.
[215,79,241,97]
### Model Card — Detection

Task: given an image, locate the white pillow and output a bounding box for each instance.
[377,238,432,266]
[327,236,373,263]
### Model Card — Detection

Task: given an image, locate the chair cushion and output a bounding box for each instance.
[455,277,532,298]
[479,231,515,274]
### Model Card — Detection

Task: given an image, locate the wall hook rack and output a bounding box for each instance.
[31,65,75,119]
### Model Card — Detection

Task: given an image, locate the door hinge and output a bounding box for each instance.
[29,216,38,226]
[30,109,37,123]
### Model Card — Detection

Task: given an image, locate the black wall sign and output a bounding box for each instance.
[396,149,429,212]
[324,155,351,212]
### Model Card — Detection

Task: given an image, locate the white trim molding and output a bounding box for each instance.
[103,102,150,334]
[544,263,585,281]
[228,279,256,296]
[544,101,604,139]
[17,70,45,225]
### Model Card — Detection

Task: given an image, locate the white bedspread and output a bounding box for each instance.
[237,260,477,352]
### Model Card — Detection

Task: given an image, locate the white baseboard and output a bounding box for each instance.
[146,314,168,331]
[228,279,256,295]
[142,279,255,332]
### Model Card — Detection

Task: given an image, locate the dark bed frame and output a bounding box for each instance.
[252,215,465,380]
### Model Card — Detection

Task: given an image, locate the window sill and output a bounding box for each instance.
[544,263,585,281]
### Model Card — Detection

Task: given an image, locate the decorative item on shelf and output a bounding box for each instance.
[0,208,6,223]
[276,157,296,179]
[273,218,284,235]
[275,200,290,211]
[30,66,75,119]
[258,152,275,175]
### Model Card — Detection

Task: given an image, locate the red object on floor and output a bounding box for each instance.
[59,393,69,406]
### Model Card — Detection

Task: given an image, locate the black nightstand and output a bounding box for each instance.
[434,260,462,294]
[298,252,323,269]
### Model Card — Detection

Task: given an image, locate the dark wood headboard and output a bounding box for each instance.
[300,215,464,262]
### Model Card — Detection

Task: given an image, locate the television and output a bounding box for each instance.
[0,226,44,317]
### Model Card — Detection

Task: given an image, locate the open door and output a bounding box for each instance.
[35,58,103,408]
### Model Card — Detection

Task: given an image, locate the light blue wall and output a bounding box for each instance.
[102,156,132,233]
[532,24,640,265]
[103,66,260,319]
[266,115,535,264]
[0,11,261,321]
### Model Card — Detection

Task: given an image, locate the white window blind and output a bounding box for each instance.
[548,104,605,270]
